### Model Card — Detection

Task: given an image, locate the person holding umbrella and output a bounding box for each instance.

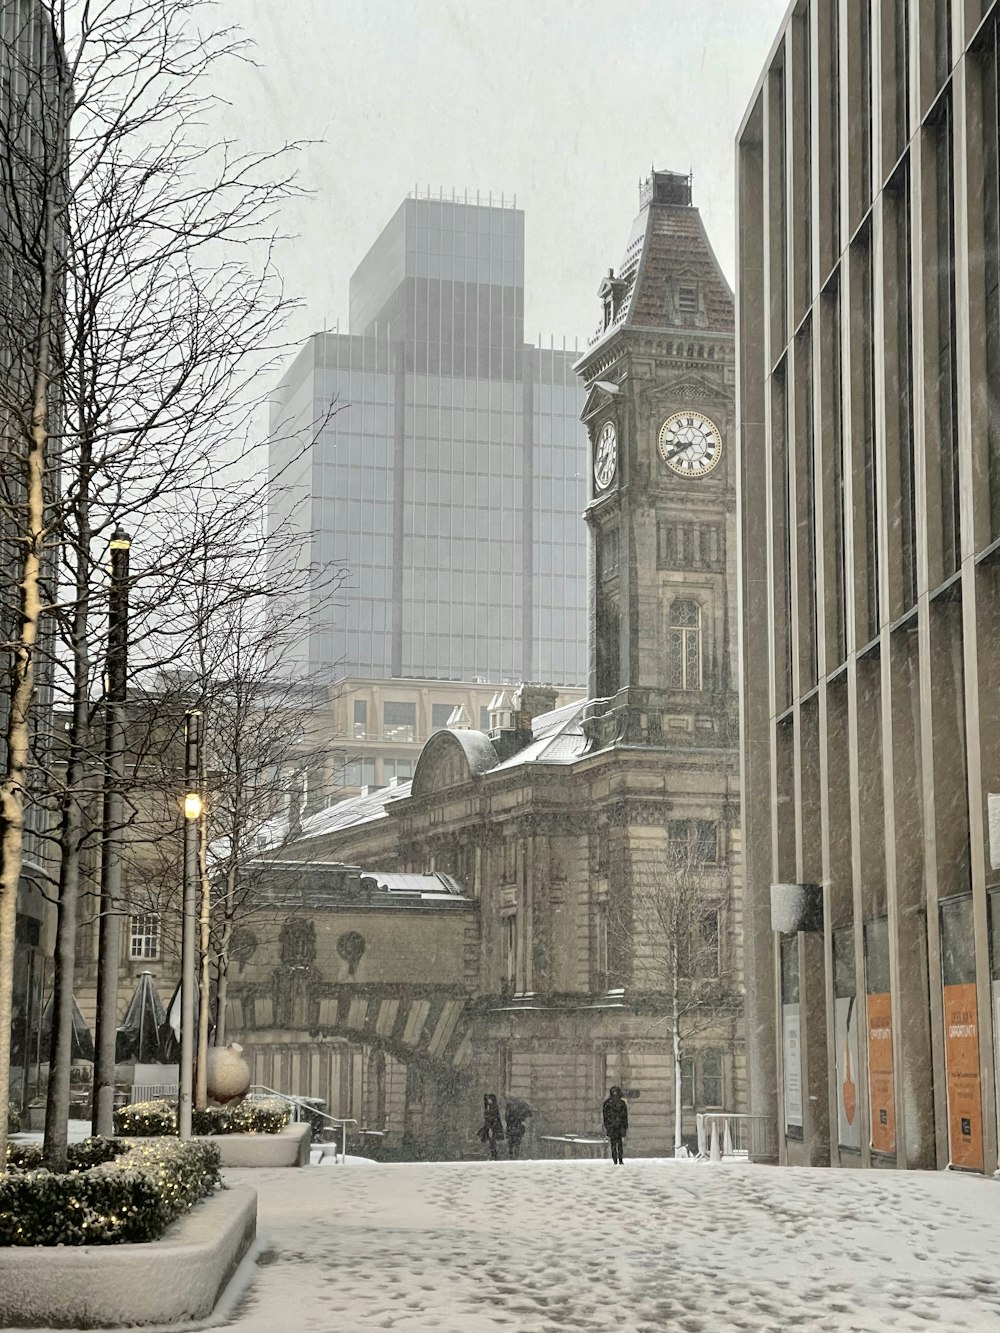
[477,1092,504,1159]
[504,1097,532,1158]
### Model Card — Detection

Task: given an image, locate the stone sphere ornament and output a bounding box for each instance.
[205,1042,252,1104]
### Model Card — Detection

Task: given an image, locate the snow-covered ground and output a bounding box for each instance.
[223,1158,1000,1332]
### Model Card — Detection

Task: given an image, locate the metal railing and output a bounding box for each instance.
[130,1083,178,1104]
[696,1112,777,1162]
[246,1085,357,1163]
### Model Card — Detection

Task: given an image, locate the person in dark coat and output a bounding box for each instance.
[478,1093,504,1160]
[504,1098,532,1159]
[602,1086,629,1165]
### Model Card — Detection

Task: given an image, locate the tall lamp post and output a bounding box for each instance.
[178,709,202,1139]
[92,529,132,1138]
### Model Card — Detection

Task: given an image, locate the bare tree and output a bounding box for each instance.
[0,0,310,1163]
[611,826,742,1154]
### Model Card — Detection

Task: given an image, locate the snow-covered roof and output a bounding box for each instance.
[297,781,412,839]
[492,699,589,770]
[252,862,473,910]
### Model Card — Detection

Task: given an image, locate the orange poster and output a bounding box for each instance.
[866,991,896,1155]
[943,982,984,1172]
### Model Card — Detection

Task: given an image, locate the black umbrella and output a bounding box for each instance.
[161,977,212,1062]
[39,994,95,1063]
[115,971,169,1063]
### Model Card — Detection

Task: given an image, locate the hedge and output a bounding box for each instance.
[0,1137,220,1246]
[114,1097,290,1138]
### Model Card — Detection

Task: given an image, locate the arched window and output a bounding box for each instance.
[669,599,702,690]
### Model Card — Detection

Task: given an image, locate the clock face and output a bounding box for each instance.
[594,420,618,491]
[657,411,723,477]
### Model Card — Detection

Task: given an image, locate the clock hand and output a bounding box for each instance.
[664,439,699,461]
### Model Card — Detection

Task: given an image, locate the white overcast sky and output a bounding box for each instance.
[211,0,789,350]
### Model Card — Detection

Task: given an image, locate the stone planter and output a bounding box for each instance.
[208,1119,311,1167]
[0,1185,257,1329]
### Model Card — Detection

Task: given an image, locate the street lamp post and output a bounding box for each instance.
[92,529,132,1138]
[178,710,202,1139]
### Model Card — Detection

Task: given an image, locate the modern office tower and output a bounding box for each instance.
[269,192,588,689]
[0,0,64,1112]
[738,2,1000,1173]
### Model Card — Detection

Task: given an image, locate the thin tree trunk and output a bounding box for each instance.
[673,961,683,1153]
[213,861,238,1046]
[43,550,91,1168]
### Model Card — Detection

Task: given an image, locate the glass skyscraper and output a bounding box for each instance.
[269,192,587,687]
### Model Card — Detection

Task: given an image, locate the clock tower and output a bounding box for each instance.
[575,169,737,750]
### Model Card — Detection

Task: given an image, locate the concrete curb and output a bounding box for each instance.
[206,1121,311,1167]
[0,1185,257,1329]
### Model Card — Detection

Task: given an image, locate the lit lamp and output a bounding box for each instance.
[178,711,202,1139]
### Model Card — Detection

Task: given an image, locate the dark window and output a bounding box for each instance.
[431,703,456,731]
[859,0,872,206]
[894,0,909,161]
[983,21,1000,539]
[343,758,377,788]
[855,224,880,639]
[668,600,702,690]
[383,700,416,741]
[940,896,976,987]
[680,1057,695,1107]
[863,917,890,995]
[479,705,490,731]
[700,524,722,568]
[797,320,818,687]
[833,927,856,999]
[935,0,952,91]
[668,819,720,866]
[353,699,367,739]
[701,1049,723,1107]
[678,284,699,314]
[933,94,960,578]
[780,935,800,1005]
[826,281,847,664]
[888,165,917,609]
[598,527,619,580]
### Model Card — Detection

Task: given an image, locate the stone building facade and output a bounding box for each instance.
[223,172,746,1159]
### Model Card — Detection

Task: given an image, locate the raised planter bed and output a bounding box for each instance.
[0,1184,257,1329]
[206,1119,311,1167]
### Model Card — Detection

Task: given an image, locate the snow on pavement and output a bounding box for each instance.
[222,1158,1000,1333]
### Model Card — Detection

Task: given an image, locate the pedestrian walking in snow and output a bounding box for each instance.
[603,1085,629,1165]
[504,1098,532,1159]
[478,1093,504,1160]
